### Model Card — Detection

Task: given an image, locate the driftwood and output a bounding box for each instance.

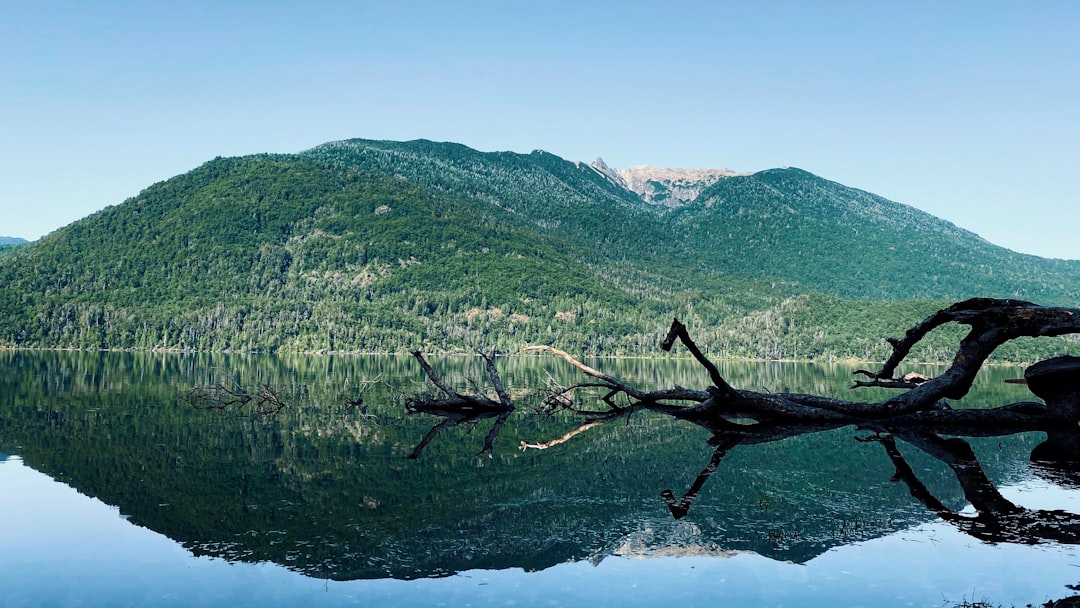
[404,350,513,458]
[401,298,1080,557]
[183,383,289,417]
[520,298,1080,439]
[404,298,1080,459]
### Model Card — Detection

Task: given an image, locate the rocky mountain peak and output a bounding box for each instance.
[618,165,744,207]
[590,158,746,207]
[589,157,628,189]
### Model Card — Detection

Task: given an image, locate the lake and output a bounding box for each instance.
[1,351,1078,607]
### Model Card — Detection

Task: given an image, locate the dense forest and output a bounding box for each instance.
[1,139,1078,361]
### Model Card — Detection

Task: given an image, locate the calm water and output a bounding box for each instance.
[1,351,1078,607]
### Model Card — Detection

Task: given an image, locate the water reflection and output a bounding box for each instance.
[0,351,1077,605]
[877,431,1080,545]
[654,422,1080,546]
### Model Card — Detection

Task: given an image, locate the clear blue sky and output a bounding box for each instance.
[3,1,1079,258]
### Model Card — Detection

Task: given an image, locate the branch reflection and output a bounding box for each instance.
[878,430,1080,545]
[663,423,1080,547]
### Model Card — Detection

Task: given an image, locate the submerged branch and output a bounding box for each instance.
[184,383,289,418]
[403,350,515,458]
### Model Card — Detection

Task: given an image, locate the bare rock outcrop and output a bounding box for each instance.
[589,157,746,207]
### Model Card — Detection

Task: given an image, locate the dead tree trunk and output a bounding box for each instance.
[403,299,1079,457]
[519,299,1080,447]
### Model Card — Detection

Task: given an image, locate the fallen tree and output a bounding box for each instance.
[403,298,1079,456]
[401,298,1080,533]
[520,298,1080,438]
[522,298,1080,531]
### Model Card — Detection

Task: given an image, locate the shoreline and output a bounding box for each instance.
[0,344,1044,367]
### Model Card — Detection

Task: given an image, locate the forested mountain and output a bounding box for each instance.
[1,139,1077,360]
[300,140,1080,303]
[674,167,1080,302]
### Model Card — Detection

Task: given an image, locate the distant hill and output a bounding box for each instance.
[0,237,28,258]
[1,139,1077,360]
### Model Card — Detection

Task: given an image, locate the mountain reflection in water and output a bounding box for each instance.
[1,351,1079,607]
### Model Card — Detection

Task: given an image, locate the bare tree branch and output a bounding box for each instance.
[523,345,624,388]
[860,299,1080,415]
[661,317,738,399]
[402,351,515,458]
[410,350,461,399]
[404,299,1080,457]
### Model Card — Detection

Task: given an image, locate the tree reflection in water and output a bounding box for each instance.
[7,347,1080,605]
[652,422,1080,549]
[876,430,1080,546]
[403,364,1080,549]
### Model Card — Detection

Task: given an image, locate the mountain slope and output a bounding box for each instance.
[299,139,677,268]
[302,139,1080,304]
[673,167,1080,301]
[0,139,1077,359]
[0,154,656,353]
